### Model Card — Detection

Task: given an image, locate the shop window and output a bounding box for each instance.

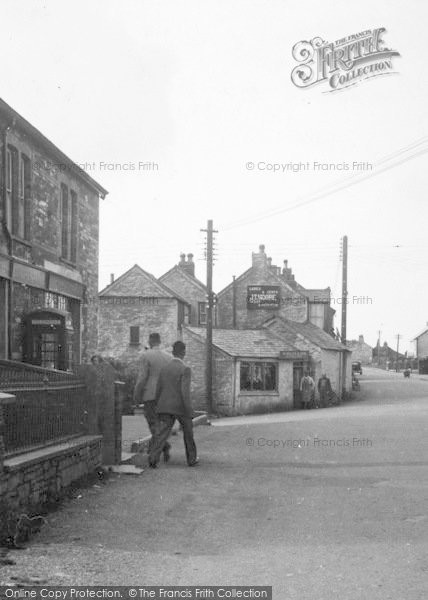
[198,302,207,325]
[61,184,78,262]
[130,326,140,345]
[240,361,277,391]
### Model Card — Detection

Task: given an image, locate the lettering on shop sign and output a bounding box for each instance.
[247,286,280,309]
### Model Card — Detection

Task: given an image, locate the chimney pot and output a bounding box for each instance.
[179,253,186,264]
[283,260,288,268]
[267,257,272,266]
[187,253,194,262]
[259,244,265,253]
[110,273,115,284]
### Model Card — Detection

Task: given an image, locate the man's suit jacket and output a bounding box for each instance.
[133,348,171,404]
[155,357,192,417]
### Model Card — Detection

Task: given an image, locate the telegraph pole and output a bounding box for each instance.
[395,334,401,372]
[377,330,381,365]
[201,219,217,415]
[341,236,348,344]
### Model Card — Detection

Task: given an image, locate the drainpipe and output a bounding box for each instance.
[2,124,13,359]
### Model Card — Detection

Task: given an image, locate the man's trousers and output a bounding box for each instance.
[143,401,171,454]
[149,413,197,466]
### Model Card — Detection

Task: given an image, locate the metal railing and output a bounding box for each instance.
[0,360,88,457]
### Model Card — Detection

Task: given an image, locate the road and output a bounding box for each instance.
[2,367,428,599]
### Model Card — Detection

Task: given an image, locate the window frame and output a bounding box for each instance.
[239,360,278,393]
[198,301,207,326]
[129,326,140,346]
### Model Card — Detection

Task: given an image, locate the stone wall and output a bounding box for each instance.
[0,391,102,540]
[160,268,206,327]
[98,297,180,361]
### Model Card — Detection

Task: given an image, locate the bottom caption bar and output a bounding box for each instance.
[0,587,272,600]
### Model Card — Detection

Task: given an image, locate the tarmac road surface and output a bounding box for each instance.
[1,367,428,599]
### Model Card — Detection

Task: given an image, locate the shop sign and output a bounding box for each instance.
[247,285,280,309]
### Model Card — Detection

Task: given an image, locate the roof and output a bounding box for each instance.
[185,326,299,358]
[263,316,349,352]
[159,265,207,292]
[98,264,190,304]
[301,288,331,303]
[412,326,428,341]
[217,266,305,299]
[0,98,108,198]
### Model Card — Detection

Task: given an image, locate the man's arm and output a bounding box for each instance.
[133,356,150,404]
[181,366,192,417]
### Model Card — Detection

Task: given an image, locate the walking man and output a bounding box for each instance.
[133,333,172,462]
[149,341,198,468]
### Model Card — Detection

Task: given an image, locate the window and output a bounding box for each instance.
[6,148,31,240]
[44,292,69,312]
[240,361,277,392]
[61,184,78,262]
[130,326,140,345]
[198,302,207,325]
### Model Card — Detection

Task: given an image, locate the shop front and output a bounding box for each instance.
[23,309,75,371]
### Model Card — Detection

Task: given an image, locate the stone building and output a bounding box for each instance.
[216,245,334,333]
[263,316,351,400]
[0,98,107,369]
[412,324,428,374]
[182,325,303,415]
[346,335,373,364]
[159,253,208,327]
[98,264,190,362]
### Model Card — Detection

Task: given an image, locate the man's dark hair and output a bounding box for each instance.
[148,333,161,347]
[172,341,186,356]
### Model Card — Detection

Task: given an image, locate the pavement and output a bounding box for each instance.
[1,367,428,599]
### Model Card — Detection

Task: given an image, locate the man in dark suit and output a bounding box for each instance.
[149,340,198,468]
[133,332,172,462]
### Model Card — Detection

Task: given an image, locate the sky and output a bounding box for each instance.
[1,0,427,353]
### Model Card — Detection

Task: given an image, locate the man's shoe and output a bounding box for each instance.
[148,461,158,469]
[163,447,170,463]
[188,458,199,467]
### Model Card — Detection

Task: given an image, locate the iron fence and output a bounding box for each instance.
[0,360,88,457]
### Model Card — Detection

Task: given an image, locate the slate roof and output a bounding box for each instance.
[185,326,299,358]
[98,264,190,305]
[412,326,428,341]
[300,288,331,303]
[159,265,207,292]
[263,316,349,352]
[0,98,108,198]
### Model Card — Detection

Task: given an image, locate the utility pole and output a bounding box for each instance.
[395,334,401,372]
[341,235,348,344]
[201,219,217,415]
[340,235,348,396]
[377,329,381,365]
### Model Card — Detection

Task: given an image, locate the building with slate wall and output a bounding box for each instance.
[0,98,107,369]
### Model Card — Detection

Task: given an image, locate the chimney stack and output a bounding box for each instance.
[178,252,195,277]
[252,244,268,268]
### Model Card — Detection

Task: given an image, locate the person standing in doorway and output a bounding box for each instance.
[300,371,315,409]
[317,373,332,408]
[149,341,198,468]
[133,333,172,462]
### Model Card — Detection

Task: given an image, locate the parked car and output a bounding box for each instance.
[352,361,362,375]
